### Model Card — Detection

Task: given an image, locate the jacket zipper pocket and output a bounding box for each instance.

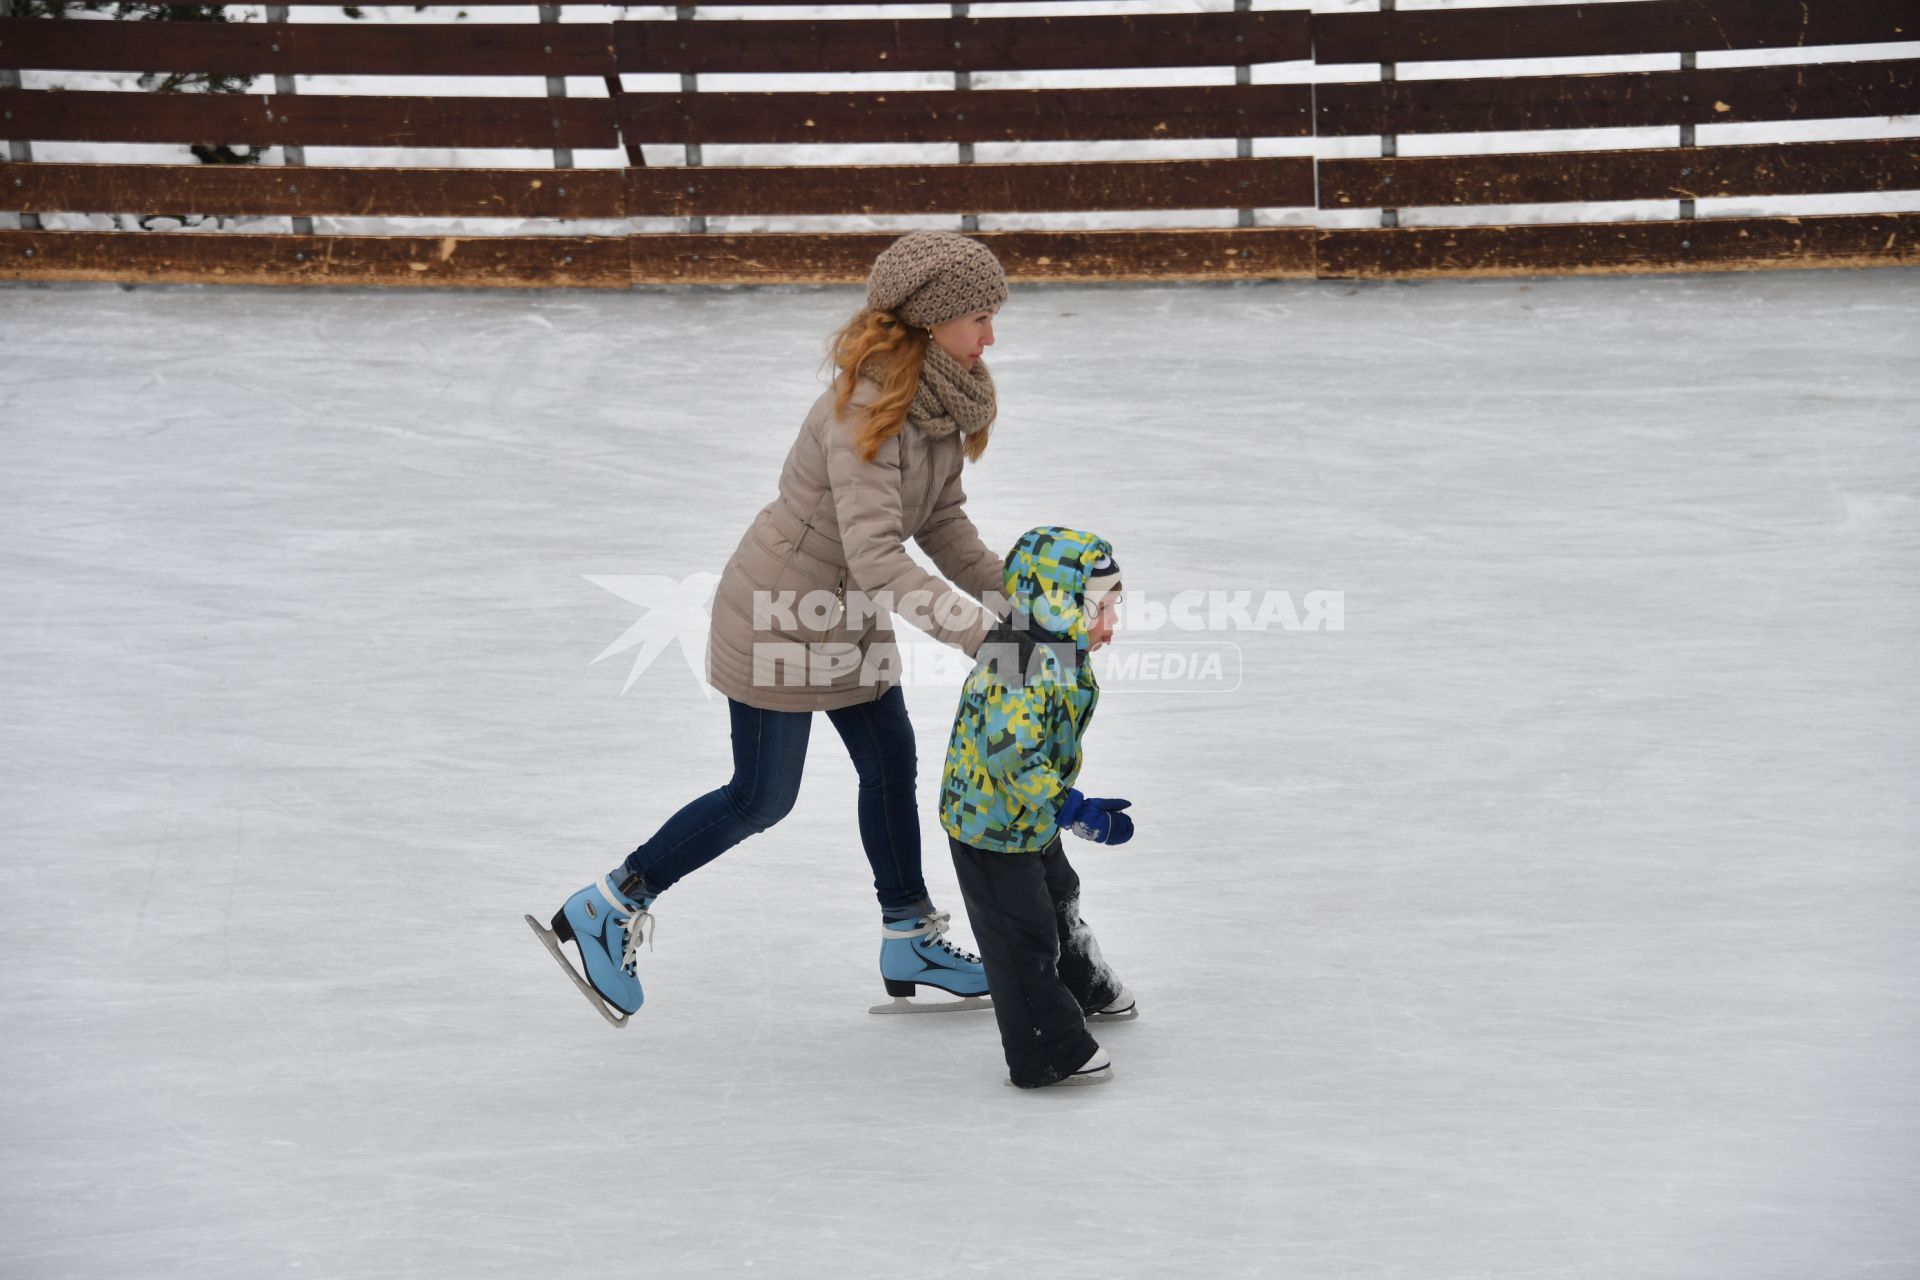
[810,577,846,643]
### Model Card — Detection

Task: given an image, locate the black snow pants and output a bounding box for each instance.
[949,834,1125,1088]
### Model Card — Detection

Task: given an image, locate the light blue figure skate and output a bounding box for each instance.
[871,910,992,1015]
[525,876,654,1028]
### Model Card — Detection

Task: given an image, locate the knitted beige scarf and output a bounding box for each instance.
[908,343,996,440]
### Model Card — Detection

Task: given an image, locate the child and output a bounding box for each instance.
[939,526,1138,1088]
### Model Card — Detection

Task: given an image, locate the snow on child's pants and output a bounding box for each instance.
[948,835,1125,1088]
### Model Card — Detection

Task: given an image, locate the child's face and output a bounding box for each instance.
[1088,596,1122,651]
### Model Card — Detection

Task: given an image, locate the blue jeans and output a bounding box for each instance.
[619,686,927,912]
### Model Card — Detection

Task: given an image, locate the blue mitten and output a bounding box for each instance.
[1055,788,1134,846]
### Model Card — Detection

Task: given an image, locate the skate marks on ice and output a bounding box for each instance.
[2,276,1917,1278]
[524,913,630,1029]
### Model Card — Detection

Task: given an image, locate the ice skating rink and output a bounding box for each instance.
[3,269,1916,1279]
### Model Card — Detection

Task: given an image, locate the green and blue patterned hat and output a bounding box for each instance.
[1001,525,1118,648]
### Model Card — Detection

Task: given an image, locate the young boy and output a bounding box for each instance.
[939,526,1138,1088]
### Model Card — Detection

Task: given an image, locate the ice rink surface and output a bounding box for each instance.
[2,269,1917,1279]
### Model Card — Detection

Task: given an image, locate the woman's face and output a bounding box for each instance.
[929,308,997,366]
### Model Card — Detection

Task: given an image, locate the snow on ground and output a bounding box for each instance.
[2,268,1917,1277]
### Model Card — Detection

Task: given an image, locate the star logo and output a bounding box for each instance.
[585,572,721,697]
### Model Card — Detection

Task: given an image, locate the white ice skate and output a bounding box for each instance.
[1089,985,1138,1022]
[1060,1046,1114,1084]
[1006,1046,1114,1089]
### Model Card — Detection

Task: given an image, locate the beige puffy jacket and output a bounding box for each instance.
[706,379,1003,712]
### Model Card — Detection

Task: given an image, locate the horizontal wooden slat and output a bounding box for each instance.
[0,89,619,149]
[0,229,630,286]
[0,227,1315,283]
[629,158,1313,216]
[613,13,1307,75]
[260,0,1073,5]
[1,162,626,217]
[23,147,1913,219]
[21,148,1911,221]
[7,220,1912,285]
[624,229,1315,283]
[0,19,615,77]
[260,0,621,4]
[1314,0,1919,65]
[1317,59,1920,136]
[1321,139,1920,208]
[618,86,1311,145]
[0,158,1314,218]
[1316,213,1920,278]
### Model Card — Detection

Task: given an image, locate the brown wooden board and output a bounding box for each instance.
[1320,139,1920,208]
[0,157,1312,218]
[1313,0,1919,65]
[0,229,630,286]
[6,220,1911,285]
[613,12,1308,75]
[261,0,1073,4]
[0,18,615,78]
[1,162,627,218]
[627,158,1314,216]
[1317,59,1920,137]
[627,228,1315,283]
[0,89,619,150]
[255,0,629,4]
[618,86,1311,145]
[1316,213,1920,278]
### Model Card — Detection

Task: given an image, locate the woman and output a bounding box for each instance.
[530,231,1012,1027]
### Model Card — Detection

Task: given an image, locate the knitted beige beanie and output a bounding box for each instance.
[865,231,1009,328]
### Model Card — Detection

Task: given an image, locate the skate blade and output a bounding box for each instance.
[1005,1066,1115,1089]
[867,994,992,1016]
[524,914,630,1029]
[1090,1005,1139,1023]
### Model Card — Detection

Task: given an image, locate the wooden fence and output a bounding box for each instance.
[1,0,1916,286]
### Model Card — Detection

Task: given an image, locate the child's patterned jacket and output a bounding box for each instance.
[939,525,1114,853]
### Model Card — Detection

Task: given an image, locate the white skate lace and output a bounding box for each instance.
[600,878,656,976]
[618,905,656,974]
[918,911,982,966]
[619,906,655,975]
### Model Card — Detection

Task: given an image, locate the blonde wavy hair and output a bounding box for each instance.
[828,309,993,465]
